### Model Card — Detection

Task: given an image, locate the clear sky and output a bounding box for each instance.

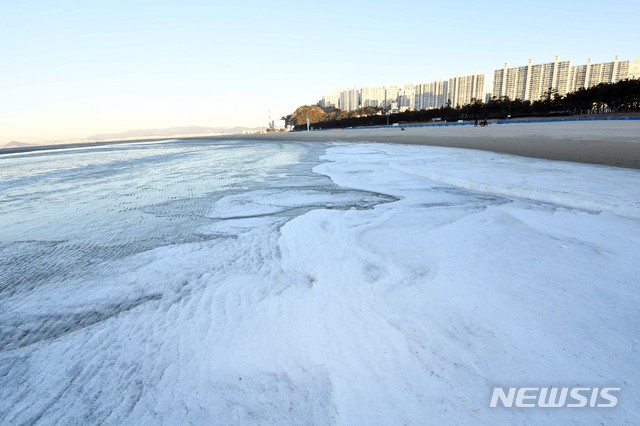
[1,0,638,144]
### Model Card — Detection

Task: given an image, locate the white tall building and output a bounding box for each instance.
[493,56,632,101]
[384,86,400,110]
[448,73,485,107]
[531,57,572,100]
[493,56,571,101]
[360,86,387,108]
[414,80,448,110]
[399,84,415,110]
[493,63,527,101]
[321,54,639,117]
[339,88,361,112]
[335,85,409,112]
[321,89,341,109]
[568,56,630,91]
[630,58,640,79]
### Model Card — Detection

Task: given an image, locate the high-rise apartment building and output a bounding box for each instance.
[336,86,404,112]
[414,80,448,110]
[322,54,637,115]
[568,56,630,91]
[399,84,415,111]
[493,56,571,101]
[328,72,486,113]
[493,64,528,101]
[321,89,341,109]
[531,57,572,100]
[360,87,387,108]
[493,56,633,101]
[630,59,640,79]
[448,73,485,107]
[339,89,361,112]
[384,86,400,110]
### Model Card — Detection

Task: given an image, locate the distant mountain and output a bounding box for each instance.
[3,126,265,149]
[3,141,33,148]
[84,126,263,142]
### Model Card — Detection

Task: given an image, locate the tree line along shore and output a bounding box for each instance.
[286,79,640,131]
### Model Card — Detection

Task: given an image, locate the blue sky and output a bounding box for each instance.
[1,0,638,143]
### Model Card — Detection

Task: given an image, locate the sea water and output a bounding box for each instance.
[0,139,393,297]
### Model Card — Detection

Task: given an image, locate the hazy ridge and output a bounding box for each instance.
[3,126,264,148]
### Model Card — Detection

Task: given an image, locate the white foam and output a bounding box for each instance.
[1,141,639,424]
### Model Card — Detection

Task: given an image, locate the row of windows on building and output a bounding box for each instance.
[321,56,640,112]
[321,73,485,113]
[493,56,637,101]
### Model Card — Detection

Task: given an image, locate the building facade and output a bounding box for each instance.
[493,56,632,102]
[322,54,637,115]
[630,58,640,79]
[335,86,405,112]
[360,86,386,108]
[339,89,361,112]
[399,84,415,111]
[320,89,341,109]
[568,56,630,91]
[448,73,485,107]
[414,80,449,110]
[383,86,400,110]
[493,56,571,101]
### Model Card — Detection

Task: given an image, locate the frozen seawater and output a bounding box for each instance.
[0,139,393,424]
[1,140,639,425]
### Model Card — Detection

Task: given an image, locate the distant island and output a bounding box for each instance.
[3,141,34,148]
[83,126,264,142]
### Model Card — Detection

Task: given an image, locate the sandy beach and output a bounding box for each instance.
[224,120,640,169]
[4,120,639,169]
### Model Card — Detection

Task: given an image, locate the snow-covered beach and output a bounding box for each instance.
[1,130,639,424]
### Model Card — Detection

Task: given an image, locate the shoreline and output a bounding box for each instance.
[221,120,640,169]
[0,138,180,156]
[3,119,640,169]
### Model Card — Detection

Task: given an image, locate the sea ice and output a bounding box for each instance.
[1,140,638,425]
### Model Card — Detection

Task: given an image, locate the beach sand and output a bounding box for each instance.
[4,120,639,169]
[224,120,640,169]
